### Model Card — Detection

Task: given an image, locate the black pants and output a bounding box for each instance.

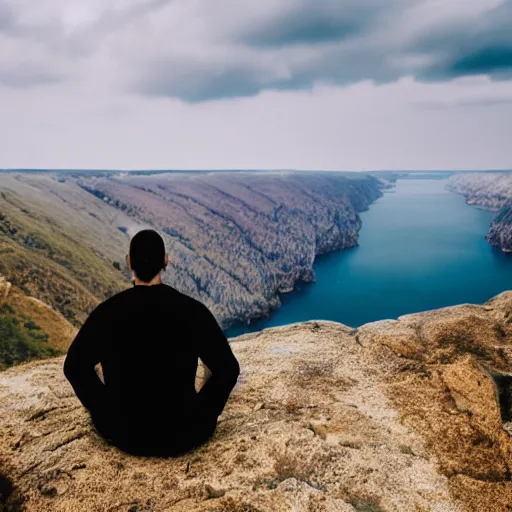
[91,408,218,457]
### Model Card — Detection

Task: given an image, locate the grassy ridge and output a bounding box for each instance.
[0,303,60,370]
[0,281,76,369]
[0,175,132,325]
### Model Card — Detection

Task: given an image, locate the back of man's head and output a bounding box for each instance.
[129,229,166,282]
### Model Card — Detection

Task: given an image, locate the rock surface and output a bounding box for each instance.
[447,173,512,252]
[488,204,512,253]
[2,293,512,511]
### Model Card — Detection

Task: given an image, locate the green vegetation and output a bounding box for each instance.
[398,444,415,455]
[0,303,61,370]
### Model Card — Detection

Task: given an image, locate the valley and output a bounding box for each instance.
[0,170,383,367]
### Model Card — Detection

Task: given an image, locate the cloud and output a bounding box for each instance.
[133,40,399,102]
[0,64,61,88]
[233,0,386,47]
[415,0,512,79]
[0,30,66,88]
[0,0,511,171]
[2,76,511,170]
[129,0,512,102]
[451,47,512,76]
[137,57,267,103]
[130,0,406,102]
[0,1,14,31]
[1,0,511,101]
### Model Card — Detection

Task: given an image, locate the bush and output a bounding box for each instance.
[0,304,14,315]
[0,314,59,369]
[23,320,41,330]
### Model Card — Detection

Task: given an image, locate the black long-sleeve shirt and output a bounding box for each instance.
[63,283,240,438]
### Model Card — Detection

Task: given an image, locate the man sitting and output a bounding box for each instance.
[64,229,240,456]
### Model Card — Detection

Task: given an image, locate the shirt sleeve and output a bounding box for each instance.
[196,304,240,418]
[63,303,109,417]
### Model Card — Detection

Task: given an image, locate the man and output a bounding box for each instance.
[64,229,240,457]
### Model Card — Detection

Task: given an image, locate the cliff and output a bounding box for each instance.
[1,293,512,511]
[447,173,512,252]
[75,171,382,329]
[488,204,512,253]
[0,171,383,330]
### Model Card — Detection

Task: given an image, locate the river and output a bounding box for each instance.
[226,178,512,336]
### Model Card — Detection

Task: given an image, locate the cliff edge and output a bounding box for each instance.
[1,293,512,511]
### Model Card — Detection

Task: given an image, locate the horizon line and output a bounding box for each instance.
[1,168,512,174]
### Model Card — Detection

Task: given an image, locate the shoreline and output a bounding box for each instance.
[446,175,512,253]
[224,188,385,335]
[227,177,512,337]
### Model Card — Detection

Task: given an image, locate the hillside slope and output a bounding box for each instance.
[0,173,136,325]
[0,171,383,330]
[447,174,512,252]
[1,293,511,511]
[0,277,76,369]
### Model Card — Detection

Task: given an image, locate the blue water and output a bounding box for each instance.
[226,179,512,336]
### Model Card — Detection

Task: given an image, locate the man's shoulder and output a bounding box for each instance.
[166,286,209,314]
[87,286,137,319]
[161,286,216,320]
[98,286,133,307]
[93,284,211,317]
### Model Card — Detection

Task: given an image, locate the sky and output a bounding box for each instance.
[0,0,511,171]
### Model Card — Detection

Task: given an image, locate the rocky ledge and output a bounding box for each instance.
[1,293,512,511]
[488,204,512,253]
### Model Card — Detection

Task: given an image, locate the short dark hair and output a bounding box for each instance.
[129,229,166,282]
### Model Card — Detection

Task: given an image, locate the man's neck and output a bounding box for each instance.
[134,274,162,286]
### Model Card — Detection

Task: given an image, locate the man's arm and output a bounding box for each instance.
[196,304,240,418]
[63,304,108,416]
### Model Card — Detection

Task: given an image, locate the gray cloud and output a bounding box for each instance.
[1,0,512,102]
[133,0,406,102]
[451,47,512,76]
[134,0,512,102]
[416,1,512,80]
[0,66,61,88]
[235,1,387,47]
[137,60,266,102]
[0,0,173,88]
[1,1,511,170]
[135,40,398,102]
[0,1,14,31]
